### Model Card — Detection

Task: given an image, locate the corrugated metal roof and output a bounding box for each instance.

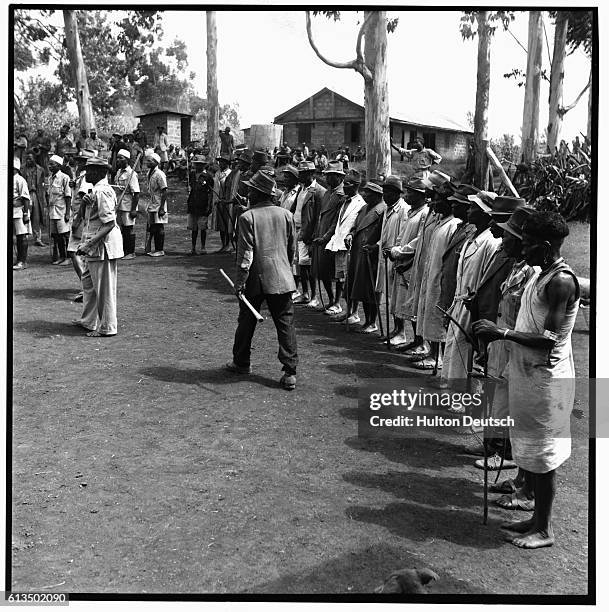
[274,87,473,134]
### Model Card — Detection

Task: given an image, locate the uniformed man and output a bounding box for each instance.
[391,136,442,179]
[47,154,72,265]
[73,157,123,337]
[12,159,31,271]
[145,152,168,257]
[115,149,140,260]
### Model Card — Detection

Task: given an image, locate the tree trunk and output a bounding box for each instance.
[547,12,568,152]
[206,11,220,160]
[63,10,95,132]
[473,11,491,189]
[521,11,543,163]
[363,11,391,180]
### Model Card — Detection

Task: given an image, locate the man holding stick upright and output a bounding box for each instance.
[225,171,299,391]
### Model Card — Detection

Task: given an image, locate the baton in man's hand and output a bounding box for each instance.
[219,268,264,323]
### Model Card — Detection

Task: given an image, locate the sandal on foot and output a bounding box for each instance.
[495,491,535,511]
[489,478,518,494]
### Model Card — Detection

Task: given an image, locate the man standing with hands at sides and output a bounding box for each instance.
[293,160,326,307]
[186,157,214,255]
[47,154,72,266]
[145,152,168,257]
[23,151,47,247]
[153,125,169,171]
[391,136,442,180]
[225,171,299,391]
[12,159,31,271]
[115,149,140,260]
[73,157,123,337]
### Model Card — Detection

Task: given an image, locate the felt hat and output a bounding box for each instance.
[382,175,403,193]
[243,170,277,196]
[192,155,208,165]
[405,177,427,193]
[49,154,64,165]
[282,165,299,179]
[344,169,362,185]
[447,184,480,204]
[298,161,316,172]
[253,150,269,164]
[117,149,131,159]
[496,205,535,239]
[468,190,498,212]
[491,195,526,215]
[238,150,253,163]
[85,157,110,169]
[421,170,452,190]
[146,152,161,165]
[360,182,383,195]
[323,160,345,176]
[13,158,21,170]
[260,165,276,177]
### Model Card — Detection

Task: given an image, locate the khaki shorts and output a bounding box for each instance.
[118,211,137,227]
[13,217,31,236]
[297,240,311,266]
[50,217,71,234]
[187,214,209,230]
[333,251,349,281]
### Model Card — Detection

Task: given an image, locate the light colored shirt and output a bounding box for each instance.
[115,167,141,211]
[153,132,169,152]
[146,167,167,212]
[13,174,30,219]
[47,170,71,219]
[400,147,442,170]
[81,177,123,260]
[279,185,300,212]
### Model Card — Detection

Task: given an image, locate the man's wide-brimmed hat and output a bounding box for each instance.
[282,165,299,179]
[75,148,97,161]
[489,196,526,219]
[238,150,253,163]
[253,150,269,164]
[496,205,534,239]
[405,177,427,193]
[244,170,277,196]
[382,175,403,193]
[298,161,316,172]
[447,184,480,204]
[344,169,362,185]
[422,170,452,190]
[360,181,383,195]
[85,157,110,169]
[468,190,498,212]
[323,160,345,176]
[192,155,208,165]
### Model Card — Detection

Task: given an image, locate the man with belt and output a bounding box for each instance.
[115,149,140,260]
[23,151,47,247]
[225,171,298,391]
[391,136,442,179]
[47,154,72,265]
[12,159,31,271]
[145,152,168,257]
[74,157,124,337]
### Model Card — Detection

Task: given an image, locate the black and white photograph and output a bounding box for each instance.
[3,2,600,606]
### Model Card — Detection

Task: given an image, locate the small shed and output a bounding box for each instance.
[135,109,193,148]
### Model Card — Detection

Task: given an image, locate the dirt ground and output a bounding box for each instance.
[10,175,591,596]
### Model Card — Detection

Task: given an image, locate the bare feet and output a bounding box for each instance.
[500,517,535,533]
[510,530,555,549]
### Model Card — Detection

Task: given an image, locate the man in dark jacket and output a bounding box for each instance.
[187,157,214,255]
[226,171,298,390]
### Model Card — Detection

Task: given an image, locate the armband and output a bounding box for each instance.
[542,329,559,342]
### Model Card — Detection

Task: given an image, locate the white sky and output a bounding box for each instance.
[21,8,591,143]
[159,9,591,142]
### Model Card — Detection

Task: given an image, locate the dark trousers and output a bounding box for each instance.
[15,233,28,263]
[120,225,136,255]
[148,223,165,252]
[232,292,298,374]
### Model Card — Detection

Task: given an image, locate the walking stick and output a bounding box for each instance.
[364,249,384,337]
[219,268,264,323]
[384,253,390,351]
[344,248,350,328]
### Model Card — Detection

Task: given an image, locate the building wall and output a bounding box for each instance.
[137,113,190,149]
[166,116,182,147]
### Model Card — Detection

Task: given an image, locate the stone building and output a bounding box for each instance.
[273,87,473,162]
[135,109,193,148]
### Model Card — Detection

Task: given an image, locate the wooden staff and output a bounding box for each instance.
[219,268,264,323]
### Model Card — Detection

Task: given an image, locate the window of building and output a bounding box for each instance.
[350,122,361,144]
[423,132,436,150]
[297,123,312,144]
[409,130,418,145]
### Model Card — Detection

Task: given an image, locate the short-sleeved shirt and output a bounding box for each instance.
[48,170,72,219]
[72,172,93,214]
[115,167,141,212]
[13,174,30,219]
[146,167,167,212]
[81,178,123,260]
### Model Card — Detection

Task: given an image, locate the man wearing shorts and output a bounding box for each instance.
[115,149,140,260]
[47,154,72,265]
[187,157,214,255]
